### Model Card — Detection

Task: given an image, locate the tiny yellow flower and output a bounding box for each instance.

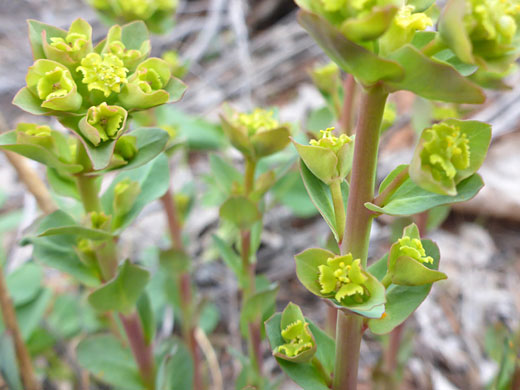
[77,53,129,97]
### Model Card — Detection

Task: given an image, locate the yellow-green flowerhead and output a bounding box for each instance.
[221,106,291,160]
[232,108,280,137]
[277,320,314,358]
[310,128,351,152]
[50,32,87,53]
[272,302,317,363]
[420,123,470,189]
[15,123,54,149]
[318,254,369,304]
[25,59,82,112]
[90,211,111,230]
[77,53,129,97]
[293,127,353,185]
[380,5,433,54]
[42,19,93,66]
[103,25,151,71]
[310,62,340,94]
[79,103,128,146]
[397,236,433,264]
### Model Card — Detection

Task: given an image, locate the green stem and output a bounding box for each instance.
[381,273,392,289]
[244,158,256,195]
[339,74,357,135]
[312,356,332,388]
[76,174,102,213]
[335,85,388,390]
[421,36,447,57]
[330,179,346,246]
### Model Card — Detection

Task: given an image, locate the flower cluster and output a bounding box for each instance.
[318,254,369,304]
[88,0,178,34]
[397,236,434,264]
[277,320,314,358]
[13,18,185,172]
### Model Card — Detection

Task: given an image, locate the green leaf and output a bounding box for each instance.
[438,0,474,64]
[5,263,43,306]
[251,127,291,159]
[120,21,150,51]
[341,5,397,42]
[23,211,100,286]
[298,10,404,86]
[38,225,114,240]
[164,77,187,103]
[0,333,24,390]
[47,168,80,200]
[219,196,261,229]
[198,302,220,335]
[208,154,243,193]
[265,314,334,390]
[365,174,484,216]
[299,160,348,242]
[391,255,446,285]
[272,170,318,218]
[88,260,150,314]
[0,130,82,173]
[240,283,279,338]
[156,340,194,390]
[384,45,485,104]
[77,334,143,390]
[101,154,170,232]
[16,289,52,339]
[368,240,441,334]
[212,235,243,284]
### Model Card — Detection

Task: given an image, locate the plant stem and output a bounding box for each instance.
[330,180,346,246]
[0,265,39,390]
[119,312,156,390]
[335,85,388,390]
[160,188,202,390]
[74,161,155,389]
[241,158,264,381]
[339,74,357,135]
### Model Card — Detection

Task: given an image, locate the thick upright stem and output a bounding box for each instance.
[160,187,202,390]
[119,312,156,390]
[334,85,388,390]
[241,158,263,380]
[0,266,39,390]
[339,74,357,135]
[76,174,102,213]
[340,86,388,265]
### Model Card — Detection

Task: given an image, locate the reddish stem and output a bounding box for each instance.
[339,74,357,135]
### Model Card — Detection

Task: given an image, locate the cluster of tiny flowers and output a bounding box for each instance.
[233,108,280,136]
[310,128,351,152]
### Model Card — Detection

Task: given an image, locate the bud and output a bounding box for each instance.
[102,25,151,71]
[379,5,433,55]
[309,62,340,95]
[114,135,138,161]
[387,223,447,286]
[26,59,82,112]
[113,178,141,219]
[409,119,490,196]
[273,303,316,363]
[15,123,54,150]
[89,211,111,230]
[77,53,129,97]
[119,58,171,109]
[79,103,128,146]
[161,50,188,79]
[220,106,291,160]
[44,18,93,66]
[293,128,353,185]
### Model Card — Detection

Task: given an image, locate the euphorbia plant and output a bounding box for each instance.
[2,17,186,390]
[265,0,515,389]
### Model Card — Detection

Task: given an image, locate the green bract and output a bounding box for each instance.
[387,223,447,285]
[79,103,128,146]
[102,25,151,72]
[15,123,54,150]
[409,118,491,196]
[273,303,317,363]
[119,58,171,109]
[440,0,520,72]
[220,106,291,161]
[26,59,82,112]
[293,128,353,185]
[77,53,129,97]
[310,62,340,95]
[114,135,138,161]
[294,248,386,318]
[88,0,178,34]
[44,18,93,67]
